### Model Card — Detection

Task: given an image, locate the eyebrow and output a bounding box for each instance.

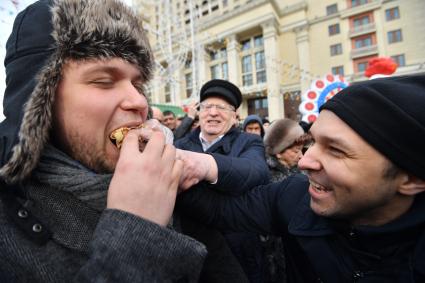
[81,65,142,81]
[309,130,352,150]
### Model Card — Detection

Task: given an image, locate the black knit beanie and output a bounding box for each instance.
[320,75,425,180]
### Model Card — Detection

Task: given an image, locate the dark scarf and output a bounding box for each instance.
[33,144,112,211]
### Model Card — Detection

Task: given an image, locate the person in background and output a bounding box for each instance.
[263,119,310,182]
[242,115,265,137]
[163,110,178,132]
[151,106,164,124]
[262,118,270,130]
[298,120,312,133]
[175,79,270,283]
[177,75,425,282]
[174,100,200,140]
[261,118,310,282]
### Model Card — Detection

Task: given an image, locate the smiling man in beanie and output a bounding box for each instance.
[178,75,425,282]
[0,0,212,282]
[175,79,270,282]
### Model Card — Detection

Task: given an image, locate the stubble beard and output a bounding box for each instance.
[63,131,115,174]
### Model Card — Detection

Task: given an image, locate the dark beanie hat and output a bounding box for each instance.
[200,79,242,109]
[320,75,425,180]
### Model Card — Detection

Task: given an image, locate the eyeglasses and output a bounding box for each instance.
[199,102,235,112]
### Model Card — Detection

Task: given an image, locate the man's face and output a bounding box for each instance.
[163,114,177,130]
[245,122,262,136]
[52,58,149,173]
[151,107,164,123]
[277,144,303,168]
[199,97,236,141]
[298,110,406,226]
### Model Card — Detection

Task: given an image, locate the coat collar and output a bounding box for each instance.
[288,191,425,237]
[188,127,240,153]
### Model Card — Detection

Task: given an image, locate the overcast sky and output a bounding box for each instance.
[0,0,133,121]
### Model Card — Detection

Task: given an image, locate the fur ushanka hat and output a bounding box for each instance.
[263,119,304,156]
[0,0,153,184]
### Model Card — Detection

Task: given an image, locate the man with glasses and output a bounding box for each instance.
[175,79,270,283]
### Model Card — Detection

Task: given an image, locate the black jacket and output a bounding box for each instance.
[178,174,425,282]
[175,127,270,282]
[175,127,270,195]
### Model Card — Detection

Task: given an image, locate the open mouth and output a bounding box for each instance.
[110,124,145,150]
[309,179,332,193]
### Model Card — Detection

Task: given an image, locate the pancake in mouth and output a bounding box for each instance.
[110,124,145,150]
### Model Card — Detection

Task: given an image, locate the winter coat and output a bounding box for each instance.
[174,127,270,195]
[0,182,206,282]
[174,116,195,140]
[0,0,207,282]
[178,174,425,283]
[266,155,301,183]
[175,126,270,282]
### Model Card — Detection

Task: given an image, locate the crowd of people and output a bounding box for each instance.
[0,0,424,282]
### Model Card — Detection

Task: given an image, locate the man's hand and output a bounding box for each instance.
[107,129,182,226]
[176,149,218,191]
[187,101,199,119]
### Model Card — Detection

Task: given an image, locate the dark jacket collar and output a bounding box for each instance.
[289,192,425,237]
[188,127,241,153]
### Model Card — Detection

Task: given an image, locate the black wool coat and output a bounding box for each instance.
[178,174,425,283]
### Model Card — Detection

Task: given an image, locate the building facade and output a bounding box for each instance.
[137,0,425,121]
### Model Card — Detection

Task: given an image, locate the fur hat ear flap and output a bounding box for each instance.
[264,119,304,155]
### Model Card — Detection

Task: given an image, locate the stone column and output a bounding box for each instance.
[197,47,210,89]
[262,19,283,121]
[294,23,311,93]
[226,34,241,86]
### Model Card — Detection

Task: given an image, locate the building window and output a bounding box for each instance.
[222,62,229,79]
[330,43,342,56]
[211,65,220,79]
[209,47,228,80]
[241,39,251,51]
[354,36,372,48]
[240,35,266,86]
[254,35,264,47]
[388,29,402,43]
[247,97,268,117]
[185,73,192,98]
[332,66,344,75]
[242,55,253,86]
[351,0,368,8]
[255,51,266,83]
[353,15,370,27]
[391,54,405,67]
[386,7,400,21]
[328,23,340,36]
[357,61,368,72]
[326,4,338,15]
[164,83,171,103]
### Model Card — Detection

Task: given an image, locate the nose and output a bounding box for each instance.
[120,82,148,115]
[298,145,321,171]
[208,106,219,115]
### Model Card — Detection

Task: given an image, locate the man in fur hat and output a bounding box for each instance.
[178,75,425,282]
[0,0,249,282]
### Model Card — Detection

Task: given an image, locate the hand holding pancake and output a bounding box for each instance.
[107,126,182,226]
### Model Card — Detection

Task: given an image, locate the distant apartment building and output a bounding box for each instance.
[136,0,425,121]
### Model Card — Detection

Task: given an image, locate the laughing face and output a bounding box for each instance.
[298,110,411,226]
[199,97,236,142]
[52,58,149,173]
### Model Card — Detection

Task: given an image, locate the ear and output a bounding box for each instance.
[398,173,425,196]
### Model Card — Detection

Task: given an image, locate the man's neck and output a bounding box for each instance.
[351,194,414,226]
